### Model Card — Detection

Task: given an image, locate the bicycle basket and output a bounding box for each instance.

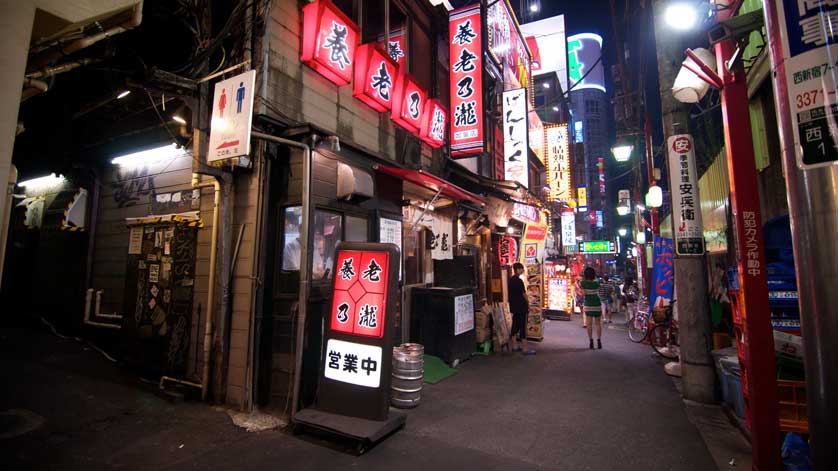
[652,308,668,323]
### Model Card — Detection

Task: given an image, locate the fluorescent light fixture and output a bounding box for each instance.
[542,82,550,89]
[665,3,698,30]
[552,106,559,112]
[172,115,187,125]
[618,228,628,237]
[111,143,186,168]
[117,90,131,99]
[18,173,64,189]
[611,144,634,162]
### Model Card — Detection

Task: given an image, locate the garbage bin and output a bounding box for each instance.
[409,287,475,365]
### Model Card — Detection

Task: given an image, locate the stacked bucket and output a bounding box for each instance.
[391,343,423,408]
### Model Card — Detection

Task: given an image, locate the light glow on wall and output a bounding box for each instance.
[111,144,187,168]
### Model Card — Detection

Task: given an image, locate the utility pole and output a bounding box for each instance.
[652,0,715,403]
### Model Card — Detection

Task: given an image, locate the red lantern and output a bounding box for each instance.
[329,249,390,339]
[390,72,426,134]
[498,236,518,266]
[353,43,399,112]
[300,0,359,86]
[419,99,447,148]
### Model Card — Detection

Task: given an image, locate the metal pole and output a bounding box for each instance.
[645,113,659,235]
[715,36,781,471]
[763,3,838,467]
[251,131,311,420]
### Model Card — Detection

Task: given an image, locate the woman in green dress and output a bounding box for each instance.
[580,267,603,349]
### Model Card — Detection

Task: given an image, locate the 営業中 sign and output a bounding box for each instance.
[667,134,705,255]
[208,70,256,162]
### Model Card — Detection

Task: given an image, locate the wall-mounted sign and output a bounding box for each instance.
[318,242,400,421]
[523,224,547,241]
[498,236,518,266]
[301,0,360,86]
[545,124,571,201]
[208,69,256,162]
[502,88,529,187]
[353,43,398,112]
[597,157,605,197]
[777,0,838,168]
[650,236,674,309]
[449,5,484,157]
[512,202,540,224]
[419,99,447,148]
[578,240,615,254]
[574,121,584,142]
[454,294,475,336]
[494,124,505,180]
[521,14,568,93]
[487,0,532,89]
[561,208,575,246]
[378,27,406,67]
[391,72,426,134]
[595,210,604,228]
[577,186,588,212]
[529,111,545,164]
[567,33,605,93]
[524,243,538,261]
[667,134,705,255]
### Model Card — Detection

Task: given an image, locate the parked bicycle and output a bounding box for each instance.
[627,296,650,342]
[627,300,679,360]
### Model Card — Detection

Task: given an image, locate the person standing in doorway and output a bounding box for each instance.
[581,267,603,349]
[509,263,535,355]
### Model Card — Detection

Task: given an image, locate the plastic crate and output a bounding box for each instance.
[778,379,808,433]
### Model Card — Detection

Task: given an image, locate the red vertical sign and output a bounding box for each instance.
[330,249,390,338]
[449,5,484,157]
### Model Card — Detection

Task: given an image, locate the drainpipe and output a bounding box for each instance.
[21,78,48,101]
[83,289,120,329]
[251,130,311,420]
[195,174,221,401]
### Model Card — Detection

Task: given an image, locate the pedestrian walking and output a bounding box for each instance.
[623,276,639,324]
[599,277,614,323]
[581,267,603,349]
[508,262,535,355]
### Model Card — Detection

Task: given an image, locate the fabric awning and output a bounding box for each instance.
[375,166,486,207]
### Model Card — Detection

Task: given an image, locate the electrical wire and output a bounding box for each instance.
[40,316,118,363]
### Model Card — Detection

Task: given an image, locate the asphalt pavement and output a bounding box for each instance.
[0,314,745,470]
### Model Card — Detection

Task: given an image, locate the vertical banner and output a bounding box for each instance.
[597,157,605,197]
[667,134,705,255]
[545,124,571,201]
[502,88,529,187]
[777,0,838,168]
[528,111,545,164]
[577,186,588,212]
[319,242,400,421]
[650,237,674,309]
[449,5,484,157]
[431,214,453,260]
[561,208,576,246]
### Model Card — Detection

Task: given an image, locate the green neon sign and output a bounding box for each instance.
[578,240,615,254]
[567,38,583,84]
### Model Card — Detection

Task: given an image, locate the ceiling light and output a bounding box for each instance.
[542,82,550,89]
[18,173,64,189]
[530,3,539,12]
[117,90,131,99]
[172,115,187,125]
[111,143,186,168]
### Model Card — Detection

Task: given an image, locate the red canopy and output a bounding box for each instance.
[375,166,486,207]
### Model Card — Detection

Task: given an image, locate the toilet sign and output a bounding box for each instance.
[208,70,256,162]
[317,242,400,421]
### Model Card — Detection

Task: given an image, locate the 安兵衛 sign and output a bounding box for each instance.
[667,134,705,256]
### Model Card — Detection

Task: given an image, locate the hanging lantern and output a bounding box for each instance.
[646,184,663,208]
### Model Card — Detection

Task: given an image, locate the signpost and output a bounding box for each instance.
[293,242,405,449]
[207,70,256,162]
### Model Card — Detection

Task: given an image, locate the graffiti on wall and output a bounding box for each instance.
[112,166,156,208]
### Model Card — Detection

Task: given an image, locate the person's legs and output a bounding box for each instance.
[595,317,602,339]
[582,311,588,328]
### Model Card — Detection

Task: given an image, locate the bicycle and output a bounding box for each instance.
[627,297,650,343]
[649,301,679,360]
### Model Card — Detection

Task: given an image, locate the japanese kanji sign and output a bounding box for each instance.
[503,88,529,188]
[577,187,588,212]
[487,0,532,89]
[378,27,406,67]
[208,70,256,162]
[498,236,518,266]
[561,208,576,246]
[353,43,399,112]
[430,214,453,260]
[391,72,426,134]
[778,0,838,168]
[449,5,484,157]
[667,134,705,255]
[597,157,605,197]
[419,99,448,148]
[318,242,400,421]
[301,0,360,86]
[511,202,540,224]
[545,124,571,201]
[650,236,674,309]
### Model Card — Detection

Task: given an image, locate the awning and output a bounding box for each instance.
[375,166,486,207]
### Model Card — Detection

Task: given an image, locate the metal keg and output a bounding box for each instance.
[391,344,424,408]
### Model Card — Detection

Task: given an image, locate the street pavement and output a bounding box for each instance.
[0,315,743,470]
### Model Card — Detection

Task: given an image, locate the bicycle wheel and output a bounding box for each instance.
[627,311,649,343]
[650,324,679,359]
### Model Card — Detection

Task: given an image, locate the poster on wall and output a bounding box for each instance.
[777,0,838,168]
[431,214,453,260]
[449,5,484,157]
[502,88,529,188]
[454,294,475,336]
[545,124,571,201]
[667,134,705,255]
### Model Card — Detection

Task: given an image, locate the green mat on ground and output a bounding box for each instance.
[423,354,458,384]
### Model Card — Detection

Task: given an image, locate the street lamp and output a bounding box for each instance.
[646,184,663,208]
[618,228,628,237]
[611,143,634,162]
[664,3,699,30]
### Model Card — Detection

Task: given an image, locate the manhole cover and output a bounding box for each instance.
[0,409,45,440]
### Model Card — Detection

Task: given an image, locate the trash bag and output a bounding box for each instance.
[781,433,812,471]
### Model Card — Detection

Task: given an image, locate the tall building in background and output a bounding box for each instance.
[567,33,609,240]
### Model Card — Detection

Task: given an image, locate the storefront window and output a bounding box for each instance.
[281,206,303,272]
[345,215,368,242]
[313,210,342,281]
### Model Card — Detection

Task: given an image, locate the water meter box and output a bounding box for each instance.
[410,287,476,365]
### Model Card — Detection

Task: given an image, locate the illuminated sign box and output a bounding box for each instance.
[419,98,448,148]
[301,0,360,86]
[578,240,616,254]
[391,72,426,134]
[353,43,399,112]
[449,5,484,157]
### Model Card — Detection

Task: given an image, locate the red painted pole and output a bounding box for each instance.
[715,37,781,471]
[645,113,659,235]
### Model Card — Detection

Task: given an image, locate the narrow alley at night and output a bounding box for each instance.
[0,0,834,470]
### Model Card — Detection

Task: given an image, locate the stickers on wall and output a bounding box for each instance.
[128,227,143,255]
[149,264,160,283]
